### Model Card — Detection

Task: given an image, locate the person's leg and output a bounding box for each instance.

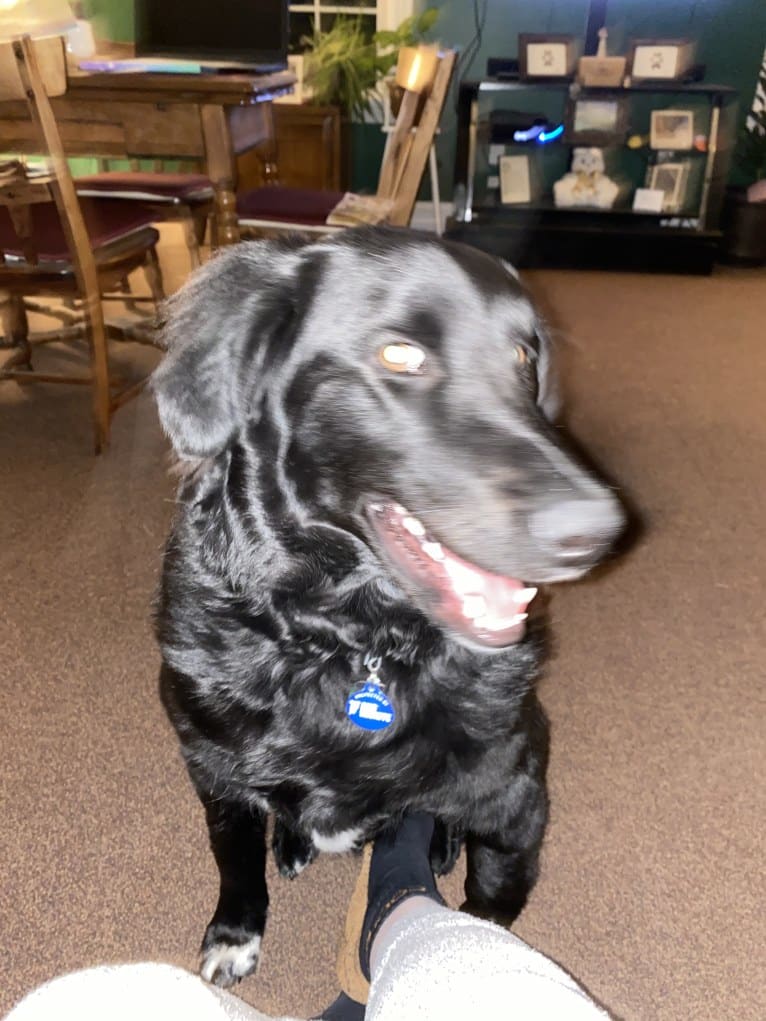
[318,813,445,1021]
[366,900,612,1021]
[367,894,437,977]
[322,811,613,1021]
[4,962,279,1021]
[359,812,445,978]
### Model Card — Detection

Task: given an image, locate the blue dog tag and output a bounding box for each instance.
[345,682,395,731]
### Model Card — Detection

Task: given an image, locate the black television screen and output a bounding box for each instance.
[135,0,289,69]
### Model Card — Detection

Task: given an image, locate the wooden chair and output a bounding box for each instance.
[236,48,456,235]
[75,166,213,269]
[0,35,165,453]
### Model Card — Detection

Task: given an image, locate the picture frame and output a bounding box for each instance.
[629,39,696,81]
[499,154,533,204]
[646,161,690,212]
[565,93,629,145]
[518,34,579,80]
[650,109,695,150]
[632,187,665,214]
[578,53,626,88]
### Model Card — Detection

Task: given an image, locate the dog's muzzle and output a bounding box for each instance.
[364,500,538,648]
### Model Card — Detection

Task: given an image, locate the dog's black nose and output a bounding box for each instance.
[528,495,624,566]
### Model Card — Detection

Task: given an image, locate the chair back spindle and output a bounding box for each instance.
[376,49,456,227]
[2,35,110,432]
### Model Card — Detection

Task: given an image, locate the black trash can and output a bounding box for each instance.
[720,186,766,265]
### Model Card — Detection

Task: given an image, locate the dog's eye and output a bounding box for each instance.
[378,342,427,375]
[512,344,530,367]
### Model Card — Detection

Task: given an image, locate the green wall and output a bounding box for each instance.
[81,0,133,42]
[418,0,766,197]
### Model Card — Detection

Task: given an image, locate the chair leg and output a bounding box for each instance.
[82,299,112,454]
[113,274,142,316]
[143,245,166,310]
[0,292,32,369]
[193,208,209,247]
[181,209,203,270]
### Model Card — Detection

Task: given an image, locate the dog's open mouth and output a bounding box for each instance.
[365,500,536,649]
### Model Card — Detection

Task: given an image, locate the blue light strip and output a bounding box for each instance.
[538,124,565,143]
[513,124,544,142]
[511,123,565,144]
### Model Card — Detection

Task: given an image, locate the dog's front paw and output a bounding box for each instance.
[272,818,316,879]
[200,924,263,987]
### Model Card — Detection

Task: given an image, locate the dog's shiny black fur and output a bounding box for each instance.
[152,228,624,986]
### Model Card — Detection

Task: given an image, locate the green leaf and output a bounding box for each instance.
[374,31,400,48]
[415,9,440,35]
[301,8,441,119]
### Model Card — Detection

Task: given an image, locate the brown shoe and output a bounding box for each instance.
[336,843,372,1005]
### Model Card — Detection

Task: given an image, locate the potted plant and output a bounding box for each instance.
[303,9,439,121]
[722,56,766,264]
[302,9,439,188]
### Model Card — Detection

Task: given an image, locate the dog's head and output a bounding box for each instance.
[152,228,624,650]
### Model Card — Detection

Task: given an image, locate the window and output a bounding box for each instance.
[288,1,415,51]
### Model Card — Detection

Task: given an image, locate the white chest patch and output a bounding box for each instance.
[311,826,363,853]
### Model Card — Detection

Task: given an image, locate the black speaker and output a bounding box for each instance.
[486,57,519,80]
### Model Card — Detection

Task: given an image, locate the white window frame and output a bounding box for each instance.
[288,1,415,32]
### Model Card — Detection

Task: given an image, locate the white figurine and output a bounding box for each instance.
[553,146,620,209]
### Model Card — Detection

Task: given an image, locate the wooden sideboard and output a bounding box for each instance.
[237,103,344,193]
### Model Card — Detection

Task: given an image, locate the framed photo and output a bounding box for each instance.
[646,161,690,212]
[499,155,532,204]
[629,39,696,81]
[650,109,694,150]
[519,34,579,80]
[632,188,665,213]
[565,93,629,145]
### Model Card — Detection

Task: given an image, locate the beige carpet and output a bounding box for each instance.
[1,233,764,1021]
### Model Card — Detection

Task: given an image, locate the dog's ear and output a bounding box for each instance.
[151,240,307,459]
[534,319,561,422]
[501,260,560,422]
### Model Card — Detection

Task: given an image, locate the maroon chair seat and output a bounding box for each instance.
[0,198,159,263]
[237,186,345,226]
[76,171,213,204]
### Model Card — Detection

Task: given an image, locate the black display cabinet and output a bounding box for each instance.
[445,76,738,274]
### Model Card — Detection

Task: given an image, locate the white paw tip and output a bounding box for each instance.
[200,934,262,985]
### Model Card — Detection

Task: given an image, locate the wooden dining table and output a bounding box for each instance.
[0,62,295,245]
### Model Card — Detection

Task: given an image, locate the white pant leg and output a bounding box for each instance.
[3,962,301,1021]
[367,903,612,1021]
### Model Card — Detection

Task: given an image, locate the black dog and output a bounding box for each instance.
[152,227,624,987]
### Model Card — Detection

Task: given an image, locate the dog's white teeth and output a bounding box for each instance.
[392,503,407,515]
[513,587,538,605]
[422,541,445,562]
[476,612,528,632]
[444,558,484,592]
[402,516,426,537]
[462,595,487,619]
